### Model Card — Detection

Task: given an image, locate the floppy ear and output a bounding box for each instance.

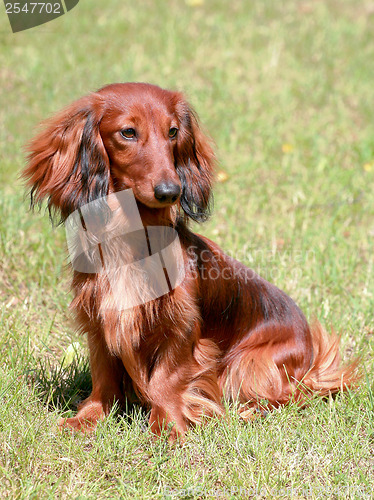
[23,94,109,223]
[174,97,215,223]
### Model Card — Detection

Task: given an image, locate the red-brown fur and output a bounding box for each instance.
[23,83,358,440]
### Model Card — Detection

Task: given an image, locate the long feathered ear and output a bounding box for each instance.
[174,97,215,223]
[23,93,109,224]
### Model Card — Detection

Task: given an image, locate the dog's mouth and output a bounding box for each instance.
[134,197,180,226]
[138,197,180,209]
[132,189,181,209]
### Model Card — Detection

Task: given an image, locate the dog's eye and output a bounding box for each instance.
[120,128,136,139]
[169,127,178,139]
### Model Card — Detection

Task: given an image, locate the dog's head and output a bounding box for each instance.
[23,83,215,224]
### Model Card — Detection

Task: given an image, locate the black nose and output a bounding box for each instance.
[154,183,181,204]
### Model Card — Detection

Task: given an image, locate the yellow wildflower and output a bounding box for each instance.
[217,171,229,183]
[282,143,294,153]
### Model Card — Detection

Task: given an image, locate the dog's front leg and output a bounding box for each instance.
[144,338,224,441]
[59,326,127,432]
[146,359,190,441]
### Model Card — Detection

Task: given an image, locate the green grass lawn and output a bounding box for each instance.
[1,0,374,498]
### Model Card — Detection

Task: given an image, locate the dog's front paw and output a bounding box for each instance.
[58,415,99,433]
[58,400,106,433]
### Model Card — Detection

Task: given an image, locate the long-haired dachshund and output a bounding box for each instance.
[23,83,358,440]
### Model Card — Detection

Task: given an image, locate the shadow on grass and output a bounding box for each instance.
[28,355,146,423]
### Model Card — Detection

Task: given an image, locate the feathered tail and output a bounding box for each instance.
[221,321,360,420]
[301,321,360,397]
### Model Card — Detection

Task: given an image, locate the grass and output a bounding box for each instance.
[1,0,374,497]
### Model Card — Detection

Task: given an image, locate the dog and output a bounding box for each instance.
[23,82,358,440]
